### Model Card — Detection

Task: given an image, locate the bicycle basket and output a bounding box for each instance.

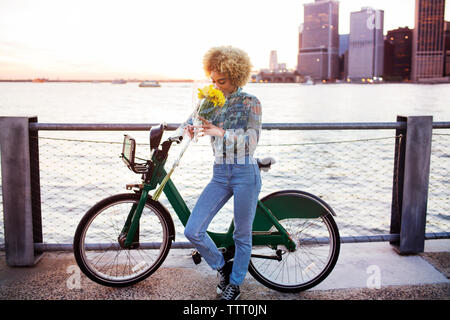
[121,134,136,170]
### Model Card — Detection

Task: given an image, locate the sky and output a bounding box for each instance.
[0,0,449,80]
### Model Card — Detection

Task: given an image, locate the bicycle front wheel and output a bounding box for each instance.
[73,193,173,287]
[249,190,340,292]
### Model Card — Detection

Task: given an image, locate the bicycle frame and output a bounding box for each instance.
[74,126,340,292]
[122,137,297,253]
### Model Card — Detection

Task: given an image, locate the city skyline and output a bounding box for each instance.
[0,0,449,80]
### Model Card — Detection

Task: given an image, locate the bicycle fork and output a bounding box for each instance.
[118,188,150,249]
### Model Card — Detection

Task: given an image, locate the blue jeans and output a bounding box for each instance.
[184,156,262,285]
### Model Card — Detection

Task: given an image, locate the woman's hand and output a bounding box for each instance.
[183,124,194,139]
[196,116,225,138]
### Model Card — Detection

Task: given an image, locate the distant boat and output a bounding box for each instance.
[139,80,161,87]
[112,79,126,84]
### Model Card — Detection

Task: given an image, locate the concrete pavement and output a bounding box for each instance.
[0,239,449,300]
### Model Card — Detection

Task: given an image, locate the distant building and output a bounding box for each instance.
[339,34,349,80]
[348,7,384,82]
[297,0,339,81]
[445,21,450,76]
[255,71,298,83]
[411,0,446,82]
[339,34,349,56]
[253,51,298,83]
[384,27,412,81]
[297,24,304,70]
[269,50,279,72]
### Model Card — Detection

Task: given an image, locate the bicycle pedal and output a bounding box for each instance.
[191,250,202,265]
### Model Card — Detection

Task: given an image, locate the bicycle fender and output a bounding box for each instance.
[253,190,336,232]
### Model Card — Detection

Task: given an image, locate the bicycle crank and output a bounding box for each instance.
[251,249,283,261]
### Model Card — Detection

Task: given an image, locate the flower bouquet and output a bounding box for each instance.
[151,85,226,201]
[192,84,226,141]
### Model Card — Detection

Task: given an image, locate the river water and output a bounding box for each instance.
[0,82,449,243]
[1,81,450,123]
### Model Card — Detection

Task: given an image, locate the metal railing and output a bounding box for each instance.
[28,121,450,131]
[0,116,449,266]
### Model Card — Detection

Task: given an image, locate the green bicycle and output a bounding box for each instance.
[73,124,340,292]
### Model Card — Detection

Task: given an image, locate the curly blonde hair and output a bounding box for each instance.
[203,46,252,88]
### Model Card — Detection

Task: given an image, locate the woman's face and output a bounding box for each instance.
[210,70,237,96]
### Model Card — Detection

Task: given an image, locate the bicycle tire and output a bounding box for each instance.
[248,190,340,292]
[73,193,174,287]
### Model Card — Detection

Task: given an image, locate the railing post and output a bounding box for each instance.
[390,115,433,254]
[390,116,406,246]
[0,116,43,266]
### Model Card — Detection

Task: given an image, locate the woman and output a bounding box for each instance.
[180,46,262,300]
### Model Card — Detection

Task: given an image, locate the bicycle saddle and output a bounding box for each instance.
[256,157,276,172]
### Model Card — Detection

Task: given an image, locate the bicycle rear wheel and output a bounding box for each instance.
[248,190,340,292]
[73,193,173,287]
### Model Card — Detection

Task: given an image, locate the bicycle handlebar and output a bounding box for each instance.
[122,123,275,176]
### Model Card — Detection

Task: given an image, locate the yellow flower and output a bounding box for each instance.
[197,86,206,99]
[197,85,225,107]
[209,87,226,107]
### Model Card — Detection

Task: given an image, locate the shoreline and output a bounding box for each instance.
[1,79,450,85]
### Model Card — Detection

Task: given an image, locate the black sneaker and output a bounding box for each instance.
[216,261,232,294]
[220,284,240,300]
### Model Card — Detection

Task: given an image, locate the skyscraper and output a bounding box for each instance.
[269,50,278,72]
[297,0,339,81]
[384,27,412,81]
[339,34,349,80]
[411,0,446,81]
[445,21,450,76]
[348,7,384,82]
[297,24,304,72]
